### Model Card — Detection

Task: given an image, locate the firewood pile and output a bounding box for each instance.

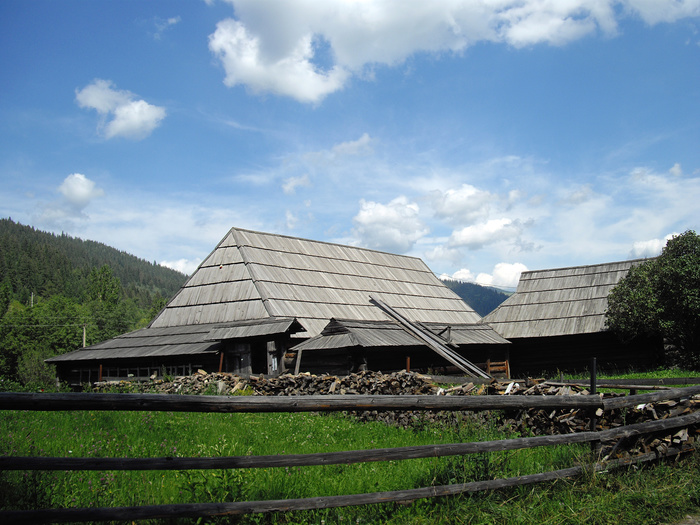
[93,371,249,395]
[248,370,438,396]
[93,369,439,396]
[486,379,700,459]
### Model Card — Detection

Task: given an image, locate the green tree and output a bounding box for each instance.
[0,278,11,317]
[87,265,121,305]
[606,230,700,364]
[0,295,87,385]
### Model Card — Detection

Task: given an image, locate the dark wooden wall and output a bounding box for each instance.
[507,333,664,377]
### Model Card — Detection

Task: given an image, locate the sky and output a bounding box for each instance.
[1,1,699,289]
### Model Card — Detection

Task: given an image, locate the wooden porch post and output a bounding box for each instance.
[266,341,279,377]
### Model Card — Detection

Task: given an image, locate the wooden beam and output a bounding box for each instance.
[0,391,604,413]
[602,385,700,410]
[293,349,303,375]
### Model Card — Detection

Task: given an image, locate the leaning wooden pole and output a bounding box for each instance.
[369,296,490,378]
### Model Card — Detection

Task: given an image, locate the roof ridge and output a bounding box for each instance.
[230,225,427,262]
[522,257,652,276]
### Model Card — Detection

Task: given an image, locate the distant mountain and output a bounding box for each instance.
[441,279,511,317]
[0,218,187,307]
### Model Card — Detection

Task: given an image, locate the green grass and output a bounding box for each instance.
[1,370,699,524]
[560,367,700,382]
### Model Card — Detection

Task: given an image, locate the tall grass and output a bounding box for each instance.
[561,367,700,381]
[1,384,699,523]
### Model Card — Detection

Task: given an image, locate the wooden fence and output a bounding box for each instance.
[2,384,700,523]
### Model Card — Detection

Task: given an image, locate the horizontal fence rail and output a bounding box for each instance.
[0,391,603,412]
[2,383,699,523]
[2,385,700,413]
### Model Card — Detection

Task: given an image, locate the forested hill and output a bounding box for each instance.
[0,218,187,308]
[441,279,510,317]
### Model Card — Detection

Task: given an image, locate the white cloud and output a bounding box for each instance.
[75,79,166,140]
[430,184,494,225]
[34,173,105,227]
[160,258,201,275]
[104,100,167,140]
[352,196,428,253]
[153,16,181,40]
[59,173,104,209]
[496,1,617,47]
[303,134,375,170]
[629,233,677,258]
[285,210,298,229]
[331,133,374,156]
[210,1,698,103]
[625,0,700,24]
[448,268,477,282]
[449,218,522,249]
[209,18,349,103]
[282,174,311,195]
[443,262,526,289]
[475,262,528,289]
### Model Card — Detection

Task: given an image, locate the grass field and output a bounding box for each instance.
[1,373,699,524]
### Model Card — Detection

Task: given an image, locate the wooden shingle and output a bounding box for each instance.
[483,259,649,339]
[150,226,481,334]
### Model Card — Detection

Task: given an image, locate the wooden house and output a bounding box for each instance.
[482,259,663,376]
[48,227,508,384]
[292,317,509,377]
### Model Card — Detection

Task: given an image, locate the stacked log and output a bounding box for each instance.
[487,379,700,459]
[248,370,438,396]
[94,370,248,396]
[93,370,439,397]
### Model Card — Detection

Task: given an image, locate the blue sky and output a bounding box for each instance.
[2,1,699,288]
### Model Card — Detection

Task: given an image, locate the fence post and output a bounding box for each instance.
[590,357,599,453]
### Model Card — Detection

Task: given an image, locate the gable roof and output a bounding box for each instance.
[150,227,481,336]
[482,259,648,339]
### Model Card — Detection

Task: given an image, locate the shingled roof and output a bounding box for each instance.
[47,318,304,363]
[293,318,510,352]
[483,259,648,339]
[151,227,481,336]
